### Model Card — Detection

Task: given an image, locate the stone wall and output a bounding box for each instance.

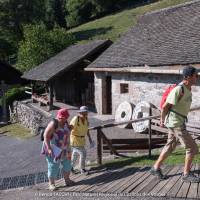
[94,72,200,123]
[10,101,51,135]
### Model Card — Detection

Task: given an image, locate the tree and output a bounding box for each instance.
[65,0,94,27]
[0,0,46,59]
[16,23,75,72]
[44,0,67,29]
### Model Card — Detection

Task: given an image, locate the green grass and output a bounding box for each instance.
[99,146,200,168]
[69,0,191,44]
[0,123,33,139]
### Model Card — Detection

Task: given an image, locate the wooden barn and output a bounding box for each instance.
[0,61,25,122]
[22,40,112,110]
[86,0,200,123]
[0,61,24,85]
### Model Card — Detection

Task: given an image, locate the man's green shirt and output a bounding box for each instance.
[164,84,192,128]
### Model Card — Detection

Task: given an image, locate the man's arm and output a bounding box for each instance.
[87,131,92,144]
[160,102,172,127]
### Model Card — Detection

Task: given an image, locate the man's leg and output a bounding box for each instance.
[153,150,170,170]
[154,128,177,169]
[150,128,177,179]
[184,153,194,175]
[175,126,199,182]
[71,147,79,169]
[79,147,86,170]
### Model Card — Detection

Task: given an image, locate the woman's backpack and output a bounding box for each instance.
[39,118,58,141]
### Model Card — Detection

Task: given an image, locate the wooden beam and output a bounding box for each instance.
[1,80,8,123]
[97,128,102,165]
[102,138,167,144]
[25,91,32,95]
[48,83,53,111]
[24,86,32,90]
[89,114,160,130]
[148,107,152,158]
[99,129,118,156]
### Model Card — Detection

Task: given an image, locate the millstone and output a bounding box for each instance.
[115,101,134,128]
[132,101,151,133]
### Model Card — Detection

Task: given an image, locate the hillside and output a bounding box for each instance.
[69,0,192,44]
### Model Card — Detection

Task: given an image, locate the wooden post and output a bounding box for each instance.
[48,83,53,111]
[97,128,102,165]
[1,80,8,123]
[148,107,152,158]
[99,129,118,156]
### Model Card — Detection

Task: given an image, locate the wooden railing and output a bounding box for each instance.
[89,109,200,166]
[89,112,160,165]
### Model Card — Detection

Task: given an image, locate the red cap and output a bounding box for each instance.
[56,108,69,119]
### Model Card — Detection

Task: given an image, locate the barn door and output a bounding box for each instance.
[102,76,112,114]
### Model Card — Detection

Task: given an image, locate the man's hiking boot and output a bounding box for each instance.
[182,172,200,183]
[150,167,166,180]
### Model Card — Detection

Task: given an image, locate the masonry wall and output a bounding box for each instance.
[11,101,51,135]
[94,72,200,123]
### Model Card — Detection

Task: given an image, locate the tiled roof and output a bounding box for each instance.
[88,0,200,69]
[22,40,112,81]
[0,61,24,84]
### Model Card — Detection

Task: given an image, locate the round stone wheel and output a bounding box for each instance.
[115,101,134,128]
[132,101,151,133]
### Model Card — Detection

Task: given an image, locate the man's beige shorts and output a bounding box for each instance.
[162,125,199,157]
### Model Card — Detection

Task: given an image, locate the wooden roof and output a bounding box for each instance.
[87,0,200,71]
[22,40,112,82]
[0,61,23,85]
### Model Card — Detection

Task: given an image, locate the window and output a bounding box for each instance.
[120,83,129,94]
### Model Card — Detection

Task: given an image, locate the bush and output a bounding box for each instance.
[0,87,28,106]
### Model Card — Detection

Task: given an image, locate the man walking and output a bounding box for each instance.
[150,66,200,182]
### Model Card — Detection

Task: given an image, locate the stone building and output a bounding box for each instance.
[86,0,200,122]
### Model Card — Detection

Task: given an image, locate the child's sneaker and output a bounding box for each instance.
[71,167,76,174]
[49,184,56,191]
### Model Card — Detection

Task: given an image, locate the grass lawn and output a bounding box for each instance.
[0,123,33,139]
[100,145,200,168]
[70,0,191,44]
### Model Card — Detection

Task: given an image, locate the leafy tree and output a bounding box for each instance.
[54,0,67,28]
[66,0,94,27]
[0,0,46,38]
[44,0,67,29]
[0,0,46,59]
[16,23,75,72]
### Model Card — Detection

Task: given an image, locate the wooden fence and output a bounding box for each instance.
[89,108,200,165]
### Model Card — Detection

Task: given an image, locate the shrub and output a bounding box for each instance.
[0,87,28,106]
